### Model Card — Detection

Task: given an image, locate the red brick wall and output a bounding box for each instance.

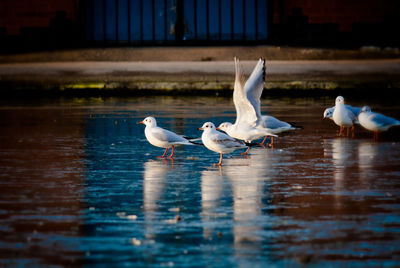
[0,0,79,35]
[273,0,399,31]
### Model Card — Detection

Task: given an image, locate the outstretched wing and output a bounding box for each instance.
[244,58,265,124]
[233,57,260,126]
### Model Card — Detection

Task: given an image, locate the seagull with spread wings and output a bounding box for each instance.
[218,57,294,152]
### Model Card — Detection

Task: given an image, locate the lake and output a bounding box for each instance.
[1,95,400,267]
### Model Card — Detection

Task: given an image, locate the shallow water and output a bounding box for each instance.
[1,96,400,267]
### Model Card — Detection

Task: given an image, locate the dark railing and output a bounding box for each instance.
[84,0,269,44]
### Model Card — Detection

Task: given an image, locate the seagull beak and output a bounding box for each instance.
[198,127,203,130]
[138,121,144,124]
[216,127,220,130]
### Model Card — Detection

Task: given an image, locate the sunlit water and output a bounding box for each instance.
[1,96,400,267]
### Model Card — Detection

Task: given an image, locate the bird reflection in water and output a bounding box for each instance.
[325,138,359,208]
[200,148,273,257]
[200,167,225,239]
[143,158,173,239]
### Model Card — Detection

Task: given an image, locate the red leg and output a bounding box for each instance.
[351,125,355,138]
[271,136,274,146]
[346,127,350,137]
[213,153,223,166]
[168,146,175,158]
[258,136,268,147]
[240,146,251,155]
[158,148,168,158]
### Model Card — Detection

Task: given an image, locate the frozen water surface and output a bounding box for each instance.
[0,96,400,267]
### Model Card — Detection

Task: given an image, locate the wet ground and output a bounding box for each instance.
[0,95,400,267]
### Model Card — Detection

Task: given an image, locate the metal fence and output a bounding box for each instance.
[84,0,269,44]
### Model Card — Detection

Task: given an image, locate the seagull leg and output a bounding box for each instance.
[271,136,274,146]
[346,127,350,137]
[351,125,355,138]
[168,146,175,158]
[258,136,268,147]
[240,147,251,155]
[158,148,168,158]
[213,153,223,166]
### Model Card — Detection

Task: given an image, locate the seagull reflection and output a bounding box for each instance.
[224,149,269,254]
[143,159,172,239]
[324,138,359,207]
[200,167,225,239]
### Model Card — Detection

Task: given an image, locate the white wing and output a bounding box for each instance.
[345,105,362,117]
[233,57,259,126]
[370,112,400,128]
[260,115,293,130]
[244,58,265,125]
[152,127,192,145]
[345,108,357,123]
[213,131,246,149]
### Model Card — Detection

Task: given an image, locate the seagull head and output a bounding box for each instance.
[335,96,345,105]
[361,106,371,113]
[199,122,216,131]
[217,122,232,131]
[139,116,157,127]
[323,108,334,119]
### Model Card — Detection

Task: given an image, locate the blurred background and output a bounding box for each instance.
[1,0,400,52]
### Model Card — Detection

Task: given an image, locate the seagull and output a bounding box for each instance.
[332,96,357,137]
[257,115,297,146]
[217,122,277,154]
[139,116,195,158]
[199,122,248,166]
[358,106,400,140]
[323,104,362,121]
[217,57,278,154]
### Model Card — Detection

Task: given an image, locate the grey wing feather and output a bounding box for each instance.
[152,128,188,143]
[213,132,246,147]
[371,113,400,127]
[345,105,362,117]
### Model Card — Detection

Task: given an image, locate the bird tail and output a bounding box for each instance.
[189,140,203,146]
[287,122,304,130]
[186,137,203,146]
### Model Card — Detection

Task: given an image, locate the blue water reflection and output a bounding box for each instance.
[1,96,400,266]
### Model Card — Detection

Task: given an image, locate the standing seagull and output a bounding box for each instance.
[332,96,357,137]
[323,105,362,121]
[217,58,277,153]
[139,117,195,158]
[358,106,400,140]
[199,122,248,166]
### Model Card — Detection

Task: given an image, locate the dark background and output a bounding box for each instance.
[1,0,399,52]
